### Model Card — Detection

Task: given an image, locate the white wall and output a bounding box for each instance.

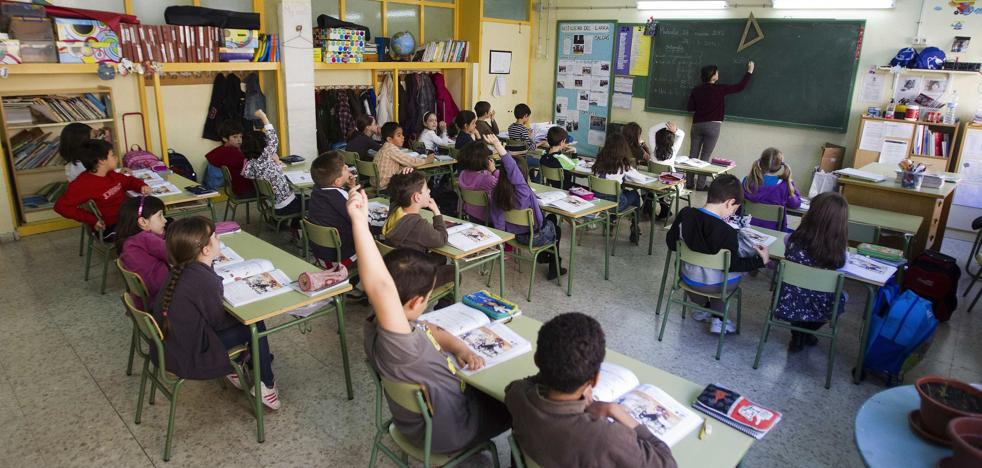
[530,0,982,206]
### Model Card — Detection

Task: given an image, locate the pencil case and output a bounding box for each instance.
[857,243,904,262]
[569,186,594,200]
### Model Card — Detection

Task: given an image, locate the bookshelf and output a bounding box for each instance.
[0,87,119,231]
[852,116,961,172]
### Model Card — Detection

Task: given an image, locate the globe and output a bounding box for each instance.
[389,31,417,61]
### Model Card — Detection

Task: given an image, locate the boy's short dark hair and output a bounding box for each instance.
[388,171,427,209]
[240,130,266,160]
[546,126,568,147]
[534,313,606,393]
[457,141,493,172]
[707,174,744,205]
[311,151,346,188]
[474,101,491,118]
[79,139,113,171]
[381,122,402,141]
[218,119,244,141]
[383,248,437,305]
[513,103,531,119]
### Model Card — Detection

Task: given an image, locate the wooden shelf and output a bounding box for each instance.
[8,118,113,130]
[876,66,981,76]
[158,62,280,73]
[315,61,469,71]
[911,153,948,159]
[4,63,102,75]
[14,165,65,176]
[861,116,960,129]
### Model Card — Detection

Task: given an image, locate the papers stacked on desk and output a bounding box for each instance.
[625,172,657,185]
[672,156,710,169]
[833,168,886,183]
[446,222,502,251]
[839,252,897,284]
[284,170,313,185]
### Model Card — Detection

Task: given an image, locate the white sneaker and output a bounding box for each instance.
[710,318,736,335]
[226,373,243,390]
[691,310,713,322]
[251,382,282,410]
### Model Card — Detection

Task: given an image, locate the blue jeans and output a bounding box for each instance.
[217,321,275,386]
[515,216,561,248]
[597,190,641,212]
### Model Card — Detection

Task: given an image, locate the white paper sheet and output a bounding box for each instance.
[566,110,579,123]
[964,128,982,160]
[878,138,909,166]
[555,97,568,116]
[896,76,922,101]
[492,75,506,97]
[858,121,885,152]
[577,91,589,111]
[588,130,606,146]
[598,60,611,74]
[557,59,573,75]
[860,68,886,103]
[590,91,607,107]
[591,77,610,92]
[614,76,634,93]
[884,121,915,139]
[613,92,633,109]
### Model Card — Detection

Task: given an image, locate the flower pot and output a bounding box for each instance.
[915,376,982,441]
[943,417,982,468]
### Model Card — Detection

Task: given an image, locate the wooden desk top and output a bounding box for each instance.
[837,163,957,199]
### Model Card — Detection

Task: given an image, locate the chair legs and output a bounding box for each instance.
[83,235,94,281]
[78,226,85,256]
[163,380,184,461]
[126,326,138,376]
[100,248,112,294]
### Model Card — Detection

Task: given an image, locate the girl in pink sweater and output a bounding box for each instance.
[456,140,500,223]
[116,196,168,306]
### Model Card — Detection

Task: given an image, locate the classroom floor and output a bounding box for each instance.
[2,195,979,468]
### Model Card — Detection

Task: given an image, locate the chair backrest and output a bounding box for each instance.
[380,376,431,416]
[254,178,276,203]
[447,146,460,158]
[743,201,785,231]
[778,260,844,294]
[504,209,537,250]
[116,258,150,307]
[220,165,237,199]
[375,239,396,256]
[588,175,620,198]
[648,160,674,174]
[677,241,730,271]
[540,166,563,186]
[339,150,359,166]
[509,434,544,468]
[81,199,109,241]
[121,292,171,378]
[302,218,342,263]
[458,187,489,208]
[355,159,379,178]
[847,221,880,244]
[504,138,524,148]
[410,140,426,153]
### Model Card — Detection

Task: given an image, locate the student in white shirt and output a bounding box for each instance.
[648,121,685,162]
[418,111,452,152]
[592,133,643,244]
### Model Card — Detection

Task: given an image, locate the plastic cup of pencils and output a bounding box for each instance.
[900,171,924,190]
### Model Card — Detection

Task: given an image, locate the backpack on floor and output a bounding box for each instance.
[902,250,961,322]
[168,149,197,181]
[202,163,225,191]
[864,283,939,386]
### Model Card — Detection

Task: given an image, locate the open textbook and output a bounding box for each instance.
[671,156,710,169]
[592,363,703,447]
[839,252,897,284]
[625,172,657,185]
[128,169,182,197]
[214,251,293,307]
[284,170,313,185]
[418,302,530,375]
[538,193,595,213]
[446,221,502,251]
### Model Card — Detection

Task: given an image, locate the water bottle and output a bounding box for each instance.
[944,91,958,125]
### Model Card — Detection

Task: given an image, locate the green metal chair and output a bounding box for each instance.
[962,217,982,311]
[588,175,639,256]
[647,160,691,229]
[410,140,427,153]
[339,150,359,166]
[81,200,115,294]
[743,200,786,232]
[301,218,357,277]
[504,208,562,301]
[659,241,743,360]
[457,187,490,225]
[447,146,460,159]
[355,159,381,197]
[847,221,881,244]
[116,259,149,377]
[123,293,249,461]
[753,260,845,388]
[367,363,500,468]
[254,179,303,240]
[375,240,455,307]
[509,434,544,468]
[540,166,564,189]
[221,165,260,223]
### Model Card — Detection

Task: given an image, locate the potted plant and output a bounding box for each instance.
[915,376,982,441]
[943,417,982,468]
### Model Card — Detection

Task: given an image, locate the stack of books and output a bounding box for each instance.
[10,128,60,171]
[119,25,279,63]
[21,182,67,210]
[315,27,366,64]
[419,40,469,63]
[4,94,108,124]
[220,29,259,62]
[912,124,951,157]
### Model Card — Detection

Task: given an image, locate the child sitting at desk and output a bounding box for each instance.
[374,122,435,192]
[242,110,302,218]
[488,134,568,280]
[419,111,453,152]
[116,195,168,306]
[382,171,455,293]
[205,119,254,198]
[473,101,500,138]
[666,175,769,335]
[453,111,480,150]
[540,126,575,189]
[742,147,801,231]
[650,123,684,221]
[155,216,280,409]
[349,187,511,454]
[346,115,382,161]
[505,312,678,468]
[456,141,500,224]
[54,139,150,236]
[775,192,849,352]
[592,133,643,244]
[622,122,651,166]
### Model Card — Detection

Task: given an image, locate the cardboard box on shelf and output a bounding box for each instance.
[19,40,57,63]
[9,16,54,41]
[819,143,845,172]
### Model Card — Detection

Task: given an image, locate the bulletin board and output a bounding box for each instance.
[553,20,617,156]
[613,23,651,99]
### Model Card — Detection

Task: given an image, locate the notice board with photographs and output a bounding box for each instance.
[553,20,616,156]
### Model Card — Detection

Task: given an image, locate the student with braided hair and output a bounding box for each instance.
[154,216,281,410]
[741,147,801,232]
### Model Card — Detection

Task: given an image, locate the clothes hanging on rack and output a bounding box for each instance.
[313,87,373,153]
[416,73,436,134]
[431,73,459,129]
[202,72,253,141]
[377,73,394,126]
[202,73,227,140]
[243,72,267,126]
[360,88,377,118]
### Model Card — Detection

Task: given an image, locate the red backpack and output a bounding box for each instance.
[902,250,961,322]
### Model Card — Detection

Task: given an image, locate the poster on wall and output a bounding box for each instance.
[554,21,616,156]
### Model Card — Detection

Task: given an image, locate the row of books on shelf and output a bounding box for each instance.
[10,128,61,171]
[3,94,108,125]
[118,24,279,63]
[419,40,469,63]
[912,124,952,157]
[22,182,67,211]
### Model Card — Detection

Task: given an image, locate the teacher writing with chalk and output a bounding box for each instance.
[686,60,755,190]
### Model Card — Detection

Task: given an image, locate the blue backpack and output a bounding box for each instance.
[914,46,946,70]
[863,281,939,386]
[889,47,918,67]
[202,163,225,191]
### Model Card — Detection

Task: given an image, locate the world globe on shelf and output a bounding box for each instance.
[389,31,417,61]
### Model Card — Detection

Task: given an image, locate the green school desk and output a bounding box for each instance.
[653,226,891,384]
[371,197,514,301]
[787,203,923,257]
[837,163,957,258]
[220,230,353,443]
[530,182,617,296]
[461,315,757,467]
[161,172,219,219]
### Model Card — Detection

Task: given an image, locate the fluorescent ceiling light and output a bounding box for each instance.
[637,1,729,10]
[771,0,895,8]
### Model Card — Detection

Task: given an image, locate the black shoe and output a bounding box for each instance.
[546,266,568,280]
[655,204,671,221]
[537,252,553,264]
[629,223,640,244]
[788,332,804,353]
[803,334,819,347]
[685,181,694,190]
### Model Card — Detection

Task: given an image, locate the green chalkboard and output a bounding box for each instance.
[644,19,865,132]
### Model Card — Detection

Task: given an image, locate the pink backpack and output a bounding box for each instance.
[123,145,166,171]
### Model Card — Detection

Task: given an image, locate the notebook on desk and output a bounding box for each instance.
[833,168,886,183]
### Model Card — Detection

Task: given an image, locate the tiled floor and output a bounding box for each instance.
[1,199,979,468]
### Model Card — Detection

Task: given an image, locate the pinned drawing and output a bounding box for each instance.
[737,12,764,52]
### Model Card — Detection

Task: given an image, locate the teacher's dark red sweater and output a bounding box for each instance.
[687,72,753,123]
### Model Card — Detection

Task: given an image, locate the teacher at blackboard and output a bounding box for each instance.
[686,60,755,190]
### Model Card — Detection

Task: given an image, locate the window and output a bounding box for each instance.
[424,6,454,42]
[483,0,529,22]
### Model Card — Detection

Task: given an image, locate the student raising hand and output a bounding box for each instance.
[482,134,507,156]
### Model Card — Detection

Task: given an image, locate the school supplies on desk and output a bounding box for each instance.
[839,252,898,284]
[625,172,657,185]
[418,299,520,336]
[833,168,886,183]
[284,170,313,185]
[568,186,595,201]
[446,222,502,251]
[546,195,595,213]
[710,157,735,167]
[693,384,782,440]
[673,157,711,169]
[462,290,521,321]
[215,257,294,306]
[593,362,703,447]
[857,243,904,263]
[185,185,218,197]
[659,172,685,185]
[535,190,568,205]
[434,154,454,162]
[419,303,530,375]
[280,154,305,164]
[297,264,349,292]
[128,182,182,198]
